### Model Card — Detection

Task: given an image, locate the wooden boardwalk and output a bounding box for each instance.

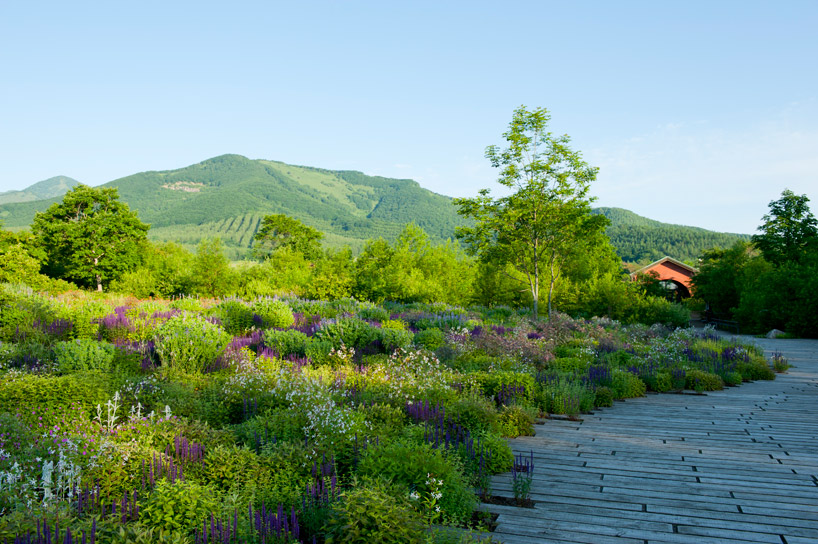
[484,337,818,544]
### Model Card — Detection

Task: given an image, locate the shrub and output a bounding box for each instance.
[472,431,513,474]
[359,402,407,440]
[378,327,413,352]
[141,479,218,533]
[413,328,446,351]
[201,444,260,491]
[357,441,476,525]
[0,372,111,415]
[723,371,743,386]
[315,318,378,349]
[446,394,500,435]
[154,314,231,376]
[641,371,672,393]
[325,478,426,544]
[631,296,690,328]
[539,381,595,416]
[305,339,334,365]
[611,371,647,399]
[736,359,776,381]
[358,306,390,322]
[381,318,407,331]
[53,338,117,374]
[250,298,294,329]
[594,386,614,408]
[685,369,724,391]
[213,299,254,335]
[498,405,535,437]
[264,328,310,357]
[471,371,535,405]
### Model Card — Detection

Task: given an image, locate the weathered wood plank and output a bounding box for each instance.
[488,336,818,543]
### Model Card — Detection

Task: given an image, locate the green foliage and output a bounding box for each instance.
[354,224,475,305]
[53,338,117,373]
[357,305,390,322]
[212,299,254,335]
[250,298,295,329]
[472,431,513,474]
[314,318,377,349]
[691,242,751,318]
[0,372,111,414]
[264,328,310,357]
[377,327,413,352]
[357,441,476,525]
[455,105,607,318]
[596,207,750,264]
[190,238,236,297]
[325,478,426,544]
[751,190,818,265]
[154,314,231,376]
[446,394,500,435]
[359,403,407,440]
[201,444,260,491]
[471,371,535,405]
[611,371,647,399]
[498,404,535,437]
[101,523,192,544]
[593,386,614,407]
[684,369,724,391]
[629,296,690,328]
[141,479,218,533]
[736,359,776,381]
[641,372,673,393]
[538,380,596,416]
[692,192,818,337]
[413,328,446,351]
[30,185,149,291]
[254,213,324,260]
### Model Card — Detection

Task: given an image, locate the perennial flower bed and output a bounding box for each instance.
[0,284,775,543]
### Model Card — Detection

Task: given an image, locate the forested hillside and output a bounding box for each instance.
[596,207,750,264]
[0,157,752,262]
[0,155,463,258]
[0,175,80,205]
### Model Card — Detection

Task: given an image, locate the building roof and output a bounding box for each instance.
[630,256,699,279]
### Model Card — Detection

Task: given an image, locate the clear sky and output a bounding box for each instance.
[1,1,816,234]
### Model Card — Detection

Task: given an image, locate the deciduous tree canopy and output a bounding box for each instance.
[31,185,149,291]
[455,106,607,319]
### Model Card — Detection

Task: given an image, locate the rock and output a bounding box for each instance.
[766,329,786,339]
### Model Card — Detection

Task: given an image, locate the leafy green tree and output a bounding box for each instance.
[30,185,149,291]
[455,106,607,319]
[253,214,324,261]
[354,224,474,304]
[751,189,818,265]
[690,241,752,318]
[190,238,236,297]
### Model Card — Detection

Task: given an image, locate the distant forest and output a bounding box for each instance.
[595,208,750,264]
[0,156,750,263]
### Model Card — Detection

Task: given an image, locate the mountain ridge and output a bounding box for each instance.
[0,155,749,262]
[0,175,81,205]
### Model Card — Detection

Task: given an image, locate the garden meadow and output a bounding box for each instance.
[0,286,780,543]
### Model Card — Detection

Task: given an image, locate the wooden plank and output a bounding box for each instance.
[486,337,818,544]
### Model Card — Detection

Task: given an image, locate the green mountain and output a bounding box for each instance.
[0,175,80,205]
[0,155,463,258]
[0,157,751,263]
[595,207,751,265]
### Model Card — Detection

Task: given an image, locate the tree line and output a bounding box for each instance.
[692,190,818,337]
[8,106,814,334]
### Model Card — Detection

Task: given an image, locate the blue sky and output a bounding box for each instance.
[1,1,816,234]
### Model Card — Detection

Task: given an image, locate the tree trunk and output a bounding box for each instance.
[96,274,103,292]
[547,255,556,318]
